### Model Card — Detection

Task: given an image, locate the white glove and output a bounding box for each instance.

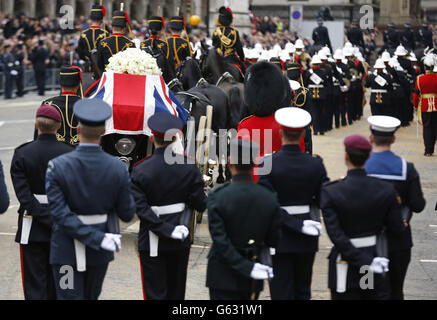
[301,220,322,236]
[250,263,274,280]
[100,233,122,252]
[171,225,189,240]
[10,70,18,76]
[370,257,390,274]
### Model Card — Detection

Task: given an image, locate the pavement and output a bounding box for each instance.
[0,92,436,300]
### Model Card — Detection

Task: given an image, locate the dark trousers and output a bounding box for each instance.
[51,264,108,300]
[346,91,356,124]
[4,74,13,99]
[270,252,315,300]
[339,94,347,126]
[326,94,334,131]
[311,99,325,134]
[331,274,390,300]
[348,86,362,122]
[332,94,341,128]
[210,288,260,300]
[20,243,57,300]
[304,125,313,155]
[422,112,437,155]
[388,249,411,300]
[35,69,46,95]
[15,72,24,97]
[139,249,189,300]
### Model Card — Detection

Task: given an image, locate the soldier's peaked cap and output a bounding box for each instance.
[60,66,81,87]
[148,112,183,138]
[148,16,164,31]
[275,107,311,131]
[368,115,400,136]
[74,99,112,127]
[244,61,288,117]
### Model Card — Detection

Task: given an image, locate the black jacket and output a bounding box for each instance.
[131,148,207,253]
[11,134,74,243]
[0,161,9,214]
[321,169,405,290]
[258,145,329,253]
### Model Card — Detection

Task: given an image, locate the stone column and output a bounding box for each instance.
[27,0,36,18]
[102,0,113,18]
[0,0,14,15]
[41,0,57,17]
[132,0,149,21]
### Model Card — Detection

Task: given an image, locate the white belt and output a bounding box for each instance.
[371,89,387,93]
[74,214,108,272]
[281,205,310,215]
[336,235,376,293]
[309,84,324,88]
[34,194,48,204]
[149,203,185,257]
[20,194,49,244]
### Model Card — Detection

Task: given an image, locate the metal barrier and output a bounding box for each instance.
[0,68,60,96]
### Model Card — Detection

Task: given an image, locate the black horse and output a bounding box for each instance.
[173,56,234,183]
[200,47,245,129]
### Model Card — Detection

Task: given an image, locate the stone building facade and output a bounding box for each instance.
[0,0,251,32]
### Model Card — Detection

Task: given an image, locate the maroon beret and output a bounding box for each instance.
[36,104,61,122]
[344,134,372,151]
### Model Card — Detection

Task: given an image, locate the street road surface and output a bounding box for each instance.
[0,93,436,299]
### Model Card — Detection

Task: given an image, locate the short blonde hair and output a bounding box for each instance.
[79,124,105,140]
[36,117,59,134]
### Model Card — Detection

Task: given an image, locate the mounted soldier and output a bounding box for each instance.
[212,6,247,79]
[76,3,108,80]
[96,9,134,72]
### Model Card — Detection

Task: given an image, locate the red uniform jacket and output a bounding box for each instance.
[237,114,305,181]
[413,72,437,113]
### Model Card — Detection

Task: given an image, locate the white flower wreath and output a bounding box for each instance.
[106,48,162,76]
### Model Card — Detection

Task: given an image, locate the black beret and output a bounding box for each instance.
[244,61,287,117]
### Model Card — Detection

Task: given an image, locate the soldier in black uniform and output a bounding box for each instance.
[206,138,281,300]
[344,48,365,123]
[141,16,170,60]
[0,160,8,214]
[333,49,351,127]
[131,113,207,300]
[346,20,365,50]
[304,54,329,135]
[167,16,193,71]
[365,116,426,300]
[212,6,246,76]
[320,49,341,131]
[400,23,416,51]
[312,18,332,52]
[321,134,405,300]
[36,67,82,147]
[383,22,400,53]
[77,4,108,78]
[97,11,134,71]
[258,107,328,300]
[11,105,73,299]
[365,59,393,116]
[416,22,433,49]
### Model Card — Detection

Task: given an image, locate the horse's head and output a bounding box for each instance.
[177,57,203,90]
